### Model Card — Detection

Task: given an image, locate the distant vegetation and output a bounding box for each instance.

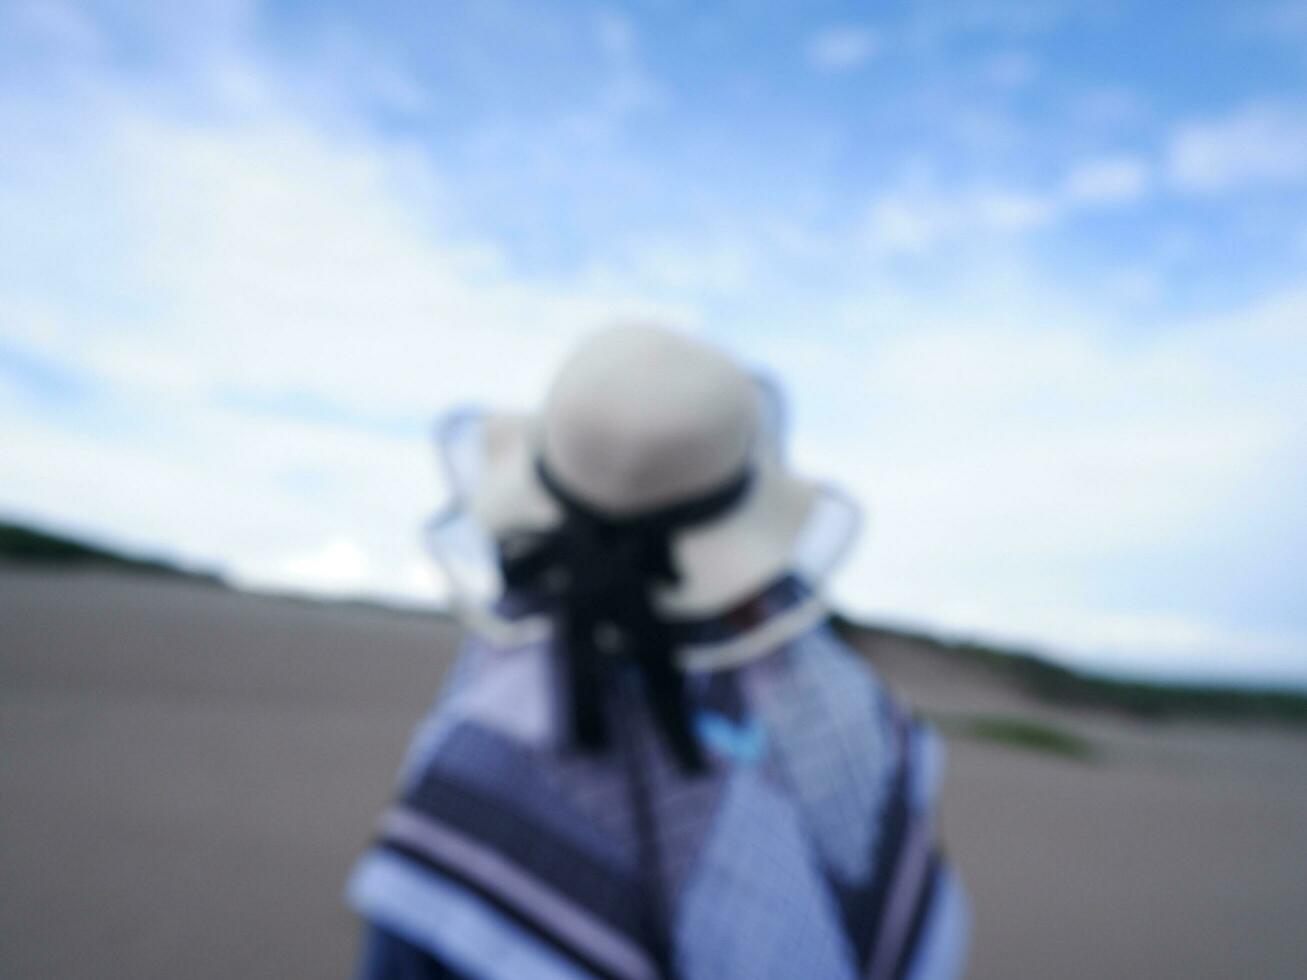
[835,617,1307,727]
[0,518,437,619]
[0,520,224,585]
[930,713,1097,761]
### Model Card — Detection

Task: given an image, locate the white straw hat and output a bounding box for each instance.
[426,324,860,671]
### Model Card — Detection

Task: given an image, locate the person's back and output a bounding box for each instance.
[348,326,969,979]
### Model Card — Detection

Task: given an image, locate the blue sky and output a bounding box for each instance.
[2,0,1305,684]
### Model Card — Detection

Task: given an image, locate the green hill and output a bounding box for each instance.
[0,519,225,585]
[835,615,1307,726]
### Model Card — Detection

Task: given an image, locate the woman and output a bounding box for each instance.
[348,325,969,979]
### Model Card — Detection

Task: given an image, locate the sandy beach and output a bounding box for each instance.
[2,567,1305,978]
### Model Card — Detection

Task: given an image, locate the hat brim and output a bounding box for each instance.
[428,403,860,663]
[473,413,825,616]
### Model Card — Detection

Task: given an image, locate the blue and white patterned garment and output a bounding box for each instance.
[349,614,969,980]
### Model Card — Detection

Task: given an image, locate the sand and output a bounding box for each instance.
[2,567,1305,978]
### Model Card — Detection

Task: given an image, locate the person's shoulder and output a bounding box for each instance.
[738,619,910,761]
[397,635,556,780]
[770,620,897,705]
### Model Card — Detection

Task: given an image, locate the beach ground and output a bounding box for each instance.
[2,568,1305,978]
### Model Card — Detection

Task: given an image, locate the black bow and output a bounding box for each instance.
[498,459,752,774]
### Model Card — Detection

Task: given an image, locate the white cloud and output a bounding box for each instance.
[863,193,954,254]
[603,233,758,295]
[0,23,695,601]
[243,535,373,595]
[864,183,1057,254]
[1062,155,1150,204]
[805,25,881,73]
[980,50,1038,89]
[969,188,1056,230]
[754,284,1307,682]
[4,101,691,411]
[1167,102,1307,193]
[866,153,1152,254]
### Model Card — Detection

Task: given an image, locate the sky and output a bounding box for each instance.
[2,0,1305,685]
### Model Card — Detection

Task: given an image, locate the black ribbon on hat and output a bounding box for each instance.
[497,457,753,773]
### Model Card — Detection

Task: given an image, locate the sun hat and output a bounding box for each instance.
[426,324,860,769]
[426,323,860,665]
